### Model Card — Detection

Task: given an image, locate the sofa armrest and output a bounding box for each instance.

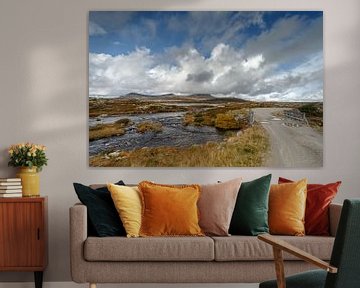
[69,203,88,283]
[329,203,342,237]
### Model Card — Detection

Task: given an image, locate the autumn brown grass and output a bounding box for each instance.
[136,121,163,133]
[89,124,269,167]
[89,118,132,141]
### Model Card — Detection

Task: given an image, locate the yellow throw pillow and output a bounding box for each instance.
[107,183,142,238]
[269,179,307,236]
[138,181,204,237]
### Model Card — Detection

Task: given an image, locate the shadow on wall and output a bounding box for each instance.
[0,1,87,283]
[0,0,209,283]
[0,149,10,178]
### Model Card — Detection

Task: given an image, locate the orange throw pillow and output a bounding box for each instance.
[278,177,341,235]
[138,181,204,237]
[269,179,307,236]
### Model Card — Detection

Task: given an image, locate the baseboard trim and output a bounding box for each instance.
[0,282,259,288]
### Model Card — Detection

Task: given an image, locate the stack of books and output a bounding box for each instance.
[0,178,22,197]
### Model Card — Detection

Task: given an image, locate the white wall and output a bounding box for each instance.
[0,0,359,283]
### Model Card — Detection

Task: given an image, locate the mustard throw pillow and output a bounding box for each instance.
[107,183,142,238]
[269,179,307,236]
[138,181,204,237]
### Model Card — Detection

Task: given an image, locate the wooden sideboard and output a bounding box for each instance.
[0,197,48,288]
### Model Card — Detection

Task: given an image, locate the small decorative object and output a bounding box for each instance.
[8,143,48,197]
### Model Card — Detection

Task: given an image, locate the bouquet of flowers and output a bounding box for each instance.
[8,142,48,171]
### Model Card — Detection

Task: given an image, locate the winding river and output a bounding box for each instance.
[89,112,225,156]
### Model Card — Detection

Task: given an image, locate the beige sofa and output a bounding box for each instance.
[70,202,342,287]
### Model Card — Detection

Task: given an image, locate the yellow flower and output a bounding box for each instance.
[8,142,47,170]
[39,145,46,151]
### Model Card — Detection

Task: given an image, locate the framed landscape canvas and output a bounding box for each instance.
[88,11,323,167]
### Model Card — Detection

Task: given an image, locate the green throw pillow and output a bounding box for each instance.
[229,174,272,236]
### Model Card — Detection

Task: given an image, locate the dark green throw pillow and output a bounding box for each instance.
[229,174,272,236]
[73,181,126,237]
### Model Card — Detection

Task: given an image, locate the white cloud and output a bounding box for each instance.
[89,48,156,95]
[89,14,323,102]
[89,42,323,102]
[88,12,323,102]
[242,54,264,71]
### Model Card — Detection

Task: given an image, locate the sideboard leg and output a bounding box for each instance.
[90,283,97,288]
[34,271,43,288]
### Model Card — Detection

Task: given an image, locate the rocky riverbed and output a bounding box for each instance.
[89,112,225,156]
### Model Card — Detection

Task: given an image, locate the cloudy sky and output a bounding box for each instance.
[89,11,323,102]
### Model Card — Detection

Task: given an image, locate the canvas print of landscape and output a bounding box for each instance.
[89,11,323,167]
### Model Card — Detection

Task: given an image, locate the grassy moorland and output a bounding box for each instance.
[298,103,323,131]
[90,95,322,121]
[136,121,163,133]
[89,94,322,166]
[89,124,269,167]
[89,96,189,117]
[183,108,249,130]
[89,118,132,141]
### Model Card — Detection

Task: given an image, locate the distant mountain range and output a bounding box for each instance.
[90,93,249,103]
[123,92,216,101]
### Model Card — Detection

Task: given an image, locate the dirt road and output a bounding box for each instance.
[254,108,323,167]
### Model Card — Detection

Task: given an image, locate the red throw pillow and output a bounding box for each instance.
[278,177,341,236]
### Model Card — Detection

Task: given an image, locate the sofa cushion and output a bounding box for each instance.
[139,181,203,237]
[279,177,341,236]
[73,181,126,237]
[212,236,334,261]
[229,174,271,236]
[84,236,214,261]
[198,178,242,236]
[108,183,142,238]
[269,179,307,236]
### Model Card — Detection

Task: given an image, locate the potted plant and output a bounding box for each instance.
[8,143,48,197]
